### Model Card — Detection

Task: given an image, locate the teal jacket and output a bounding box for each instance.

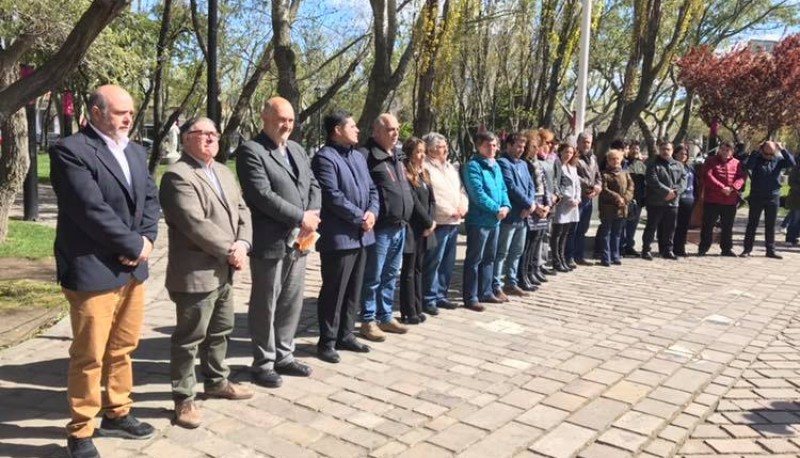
[464,154,511,227]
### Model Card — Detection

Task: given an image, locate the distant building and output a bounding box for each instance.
[748,38,778,54]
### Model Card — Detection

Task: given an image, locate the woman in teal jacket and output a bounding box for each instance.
[462,131,511,311]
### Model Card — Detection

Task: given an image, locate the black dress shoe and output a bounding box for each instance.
[418,313,427,323]
[336,339,371,353]
[541,266,557,275]
[766,252,783,259]
[520,283,538,292]
[555,263,570,273]
[479,295,504,304]
[317,347,340,363]
[67,436,100,458]
[567,260,577,269]
[401,315,422,325]
[423,303,440,316]
[720,250,736,257]
[612,260,622,265]
[641,252,653,261]
[97,414,155,440]
[600,261,611,267]
[526,274,541,286]
[276,361,313,377]
[252,369,283,387]
[662,252,679,260]
[697,250,707,257]
[533,269,548,283]
[438,300,458,310]
[739,251,752,257]
[624,248,640,257]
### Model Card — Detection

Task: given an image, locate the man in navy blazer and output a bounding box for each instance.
[311,110,379,364]
[49,85,160,458]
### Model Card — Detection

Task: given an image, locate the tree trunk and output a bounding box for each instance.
[273,0,302,113]
[673,88,694,144]
[151,0,174,171]
[413,0,448,136]
[358,0,416,140]
[0,66,31,243]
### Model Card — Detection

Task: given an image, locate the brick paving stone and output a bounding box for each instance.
[369,441,408,458]
[602,380,651,404]
[428,423,486,452]
[678,439,715,454]
[529,423,596,458]
[541,391,587,411]
[597,427,649,452]
[396,442,452,458]
[577,442,633,458]
[613,411,664,436]
[458,422,542,458]
[757,438,800,453]
[516,404,570,430]
[462,402,524,431]
[309,436,367,458]
[705,439,764,454]
[568,398,629,430]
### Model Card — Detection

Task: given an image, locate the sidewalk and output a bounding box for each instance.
[2,192,800,457]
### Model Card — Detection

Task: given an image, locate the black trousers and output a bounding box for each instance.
[550,222,576,266]
[673,200,695,255]
[399,241,426,319]
[518,228,545,283]
[642,205,678,255]
[699,203,737,253]
[744,199,779,253]
[317,248,366,350]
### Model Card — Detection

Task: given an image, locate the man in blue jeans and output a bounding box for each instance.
[359,114,413,341]
[421,133,469,314]
[463,131,511,311]
[494,133,534,298]
[569,132,600,266]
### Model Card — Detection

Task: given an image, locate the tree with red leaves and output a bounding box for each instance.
[677,34,800,141]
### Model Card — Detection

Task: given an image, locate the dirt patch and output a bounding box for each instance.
[0,257,56,282]
[0,259,62,348]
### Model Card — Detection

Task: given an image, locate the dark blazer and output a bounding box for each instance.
[645,156,687,207]
[404,175,437,254]
[497,153,534,224]
[49,127,160,292]
[236,132,321,259]
[160,155,252,293]
[312,143,379,252]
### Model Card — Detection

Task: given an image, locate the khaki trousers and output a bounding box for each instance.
[64,279,145,438]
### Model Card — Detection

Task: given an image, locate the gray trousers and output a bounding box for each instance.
[169,283,234,402]
[249,254,307,372]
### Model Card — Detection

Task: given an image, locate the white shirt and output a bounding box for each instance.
[90,123,132,187]
[190,155,224,199]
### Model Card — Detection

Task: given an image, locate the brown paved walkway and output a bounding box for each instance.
[2,199,800,457]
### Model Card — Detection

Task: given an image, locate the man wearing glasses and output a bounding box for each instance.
[741,140,796,258]
[160,117,255,429]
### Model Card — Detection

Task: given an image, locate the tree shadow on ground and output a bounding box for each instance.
[743,400,800,436]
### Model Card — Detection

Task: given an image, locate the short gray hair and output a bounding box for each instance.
[86,90,108,121]
[576,131,592,144]
[422,132,447,153]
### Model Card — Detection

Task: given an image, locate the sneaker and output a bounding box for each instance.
[97,414,155,440]
[275,361,313,377]
[379,318,408,334]
[205,381,254,400]
[360,321,387,341]
[174,399,201,429]
[67,436,99,458]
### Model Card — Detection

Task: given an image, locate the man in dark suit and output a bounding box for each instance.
[49,85,160,458]
[236,97,321,387]
[160,117,254,429]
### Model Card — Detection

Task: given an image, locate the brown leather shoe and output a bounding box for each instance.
[204,381,254,400]
[464,301,486,312]
[174,399,201,429]
[360,321,387,342]
[379,318,408,334]
[493,290,510,302]
[503,285,527,297]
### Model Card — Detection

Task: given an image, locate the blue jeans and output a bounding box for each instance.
[361,225,405,323]
[599,218,624,264]
[493,222,527,289]
[786,210,800,243]
[567,197,593,262]
[622,201,641,252]
[423,224,459,307]
[463,225,499,304]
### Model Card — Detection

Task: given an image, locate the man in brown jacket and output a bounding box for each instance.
[160,117,254,429]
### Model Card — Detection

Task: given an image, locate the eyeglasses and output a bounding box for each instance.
[187,130,220,140]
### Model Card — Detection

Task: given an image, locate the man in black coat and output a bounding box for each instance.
[640,141,686,260]
[50,85,160,458]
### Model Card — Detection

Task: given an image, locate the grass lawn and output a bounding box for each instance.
[0,220,55,260]
[0,279,63,313]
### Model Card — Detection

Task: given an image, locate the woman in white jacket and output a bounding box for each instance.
[551,143,581,272]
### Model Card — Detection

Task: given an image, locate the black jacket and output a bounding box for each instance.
[404,175,437,254]
[360,137,414,228]
[645,156,686,207]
